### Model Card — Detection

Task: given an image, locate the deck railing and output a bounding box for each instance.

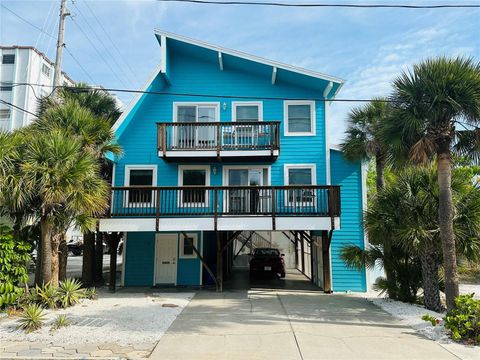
[157,121,281,155]
[108,185,340,219]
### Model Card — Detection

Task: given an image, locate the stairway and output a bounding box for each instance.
[233,231,272,268]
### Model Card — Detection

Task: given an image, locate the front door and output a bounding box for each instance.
[155,234,178,284]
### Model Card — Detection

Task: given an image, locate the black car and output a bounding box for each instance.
[249,248,286,278]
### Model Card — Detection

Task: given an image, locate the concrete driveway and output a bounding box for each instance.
[151,289,459,360]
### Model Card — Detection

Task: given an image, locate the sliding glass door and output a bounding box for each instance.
[175,104,217,149]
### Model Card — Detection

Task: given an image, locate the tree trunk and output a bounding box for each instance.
[82,231,95,287]
[50,232,61,286]
[34,242,42,286]
[437,150,459,310]
[39,216,53,284]
[106,233,120,292]
[95,230,104,284]
[375,153,386,192]
[420,249,443,312]
[58,233,68,282]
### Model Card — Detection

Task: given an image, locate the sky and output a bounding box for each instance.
[1,0,479,143]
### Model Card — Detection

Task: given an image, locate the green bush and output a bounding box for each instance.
[58,278,85,308]
[444,294,480,344]
[17,304,46,333]
[36,283,60,309]
[50,314,70,332]
[0,226,31,308]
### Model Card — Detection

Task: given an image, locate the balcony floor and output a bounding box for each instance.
[99,216,340,232]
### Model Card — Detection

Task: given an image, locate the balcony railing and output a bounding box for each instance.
[108,185,340,221]
[157,121,280,156]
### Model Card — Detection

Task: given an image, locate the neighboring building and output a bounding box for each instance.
[0,46,74,131]
[99,30,368,292]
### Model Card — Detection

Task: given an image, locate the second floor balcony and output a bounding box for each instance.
[157,121,280,161]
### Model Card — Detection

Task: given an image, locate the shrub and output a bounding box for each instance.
[36,283,60,309]
[84,287,97,300]
[0,226,31,309]
[17,304,46,333]
[421,314,440,327]
[50,314,70,331]
[58,278,85,308]
[444,294,480,344]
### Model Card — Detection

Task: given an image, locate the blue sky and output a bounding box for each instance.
[1,0,479,142]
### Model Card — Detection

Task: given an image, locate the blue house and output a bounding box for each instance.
[99,30,368,292]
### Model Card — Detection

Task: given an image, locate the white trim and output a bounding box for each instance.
[271,66,277,85]
[231,101,263,122]
[179,232,199,259]
[112,64,162,133]
[161,150,279,158]
[284,100,316,136]
[284,164,317,207]
[329,143,342,151]
[124,165,158,207]
[99,217,340,232]
[218,52,223,71]
[160,34,167,74]
[154,29,345,85]
[324,82,333,185]
[172,102,221,123]
[178,165,211,207]
[110,163,116,209]
[361,159,370,292]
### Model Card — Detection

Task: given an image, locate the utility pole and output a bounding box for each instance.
[52,0,70,92]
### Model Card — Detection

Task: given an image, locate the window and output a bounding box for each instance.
[232,102,262,122]
[284,164,316,205]
[125,165,157,205]
[180,233,198,258]
[179,165,210,207]
[0,82,13,91]
[2,55,15,64]
[41,63,51,77]
[0,109,11,119]
[284,101,315,136]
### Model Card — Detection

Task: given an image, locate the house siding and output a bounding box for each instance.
[330,150,366,292]
[124,232,155,286]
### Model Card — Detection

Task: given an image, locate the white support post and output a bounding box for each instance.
[218,52,223,71]
[271,66,277,85]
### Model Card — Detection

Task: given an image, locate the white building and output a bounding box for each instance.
[0,46,74,131]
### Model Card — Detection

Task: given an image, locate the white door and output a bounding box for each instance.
[155,234,178,284]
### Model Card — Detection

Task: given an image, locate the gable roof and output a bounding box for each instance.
[154,29,345,87]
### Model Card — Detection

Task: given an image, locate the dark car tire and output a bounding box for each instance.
[280,272,286,278]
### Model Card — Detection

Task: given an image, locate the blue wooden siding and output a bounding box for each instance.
[124,232,155,286]
[330,150,366,292]
[114,46,327,189]
[176,232,202,286]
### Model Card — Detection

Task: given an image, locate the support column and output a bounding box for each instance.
[216,231,223,292]
[322,230,332,293]
[105,232,121,292]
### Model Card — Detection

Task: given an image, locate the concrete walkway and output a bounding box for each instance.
[151,289,459,360]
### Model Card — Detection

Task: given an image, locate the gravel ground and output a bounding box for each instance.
[0,289,194,347]
[460,284,480,299]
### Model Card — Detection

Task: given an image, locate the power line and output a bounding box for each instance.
[83,0,139,86]
[9,82,404,103]
[0,99,38,118]
[70,16,130,88]
[157,0,480,9]
[64,46,96,84]
[71,2,137,88]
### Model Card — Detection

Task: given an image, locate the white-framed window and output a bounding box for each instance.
[124,165,157,206]
[232,102,263,122]
[178,165,210,207]
[41,63,51,77]
[0,109,11,119]
[284,164,316,206]
[284,100,316,136]
[179,233,199,259]
[2,54,15,64]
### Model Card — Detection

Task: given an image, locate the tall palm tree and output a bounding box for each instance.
[342,165,480,311]
[341,98,392,191]
[20,129,108,285]
[386,57,480,310]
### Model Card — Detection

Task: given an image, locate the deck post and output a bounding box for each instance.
[106,232,121,293]
[216,231,223,292]
[322,230,332,293]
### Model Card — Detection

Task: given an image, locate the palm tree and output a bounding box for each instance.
[342,165,480,311]
[20,129,108,285]
[386,57,480,310]
[341,98,392,192]
[33,99,122,285]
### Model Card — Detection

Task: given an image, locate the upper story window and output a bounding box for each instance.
[0,109,11,119]
[125,165,157,205]
[284,100,316,136]
[2,55,15,64]
[0,82,13,92]
[175,103,219,123]
[41,63,51,77]
[178,165,210,207]
[232,102,262,122]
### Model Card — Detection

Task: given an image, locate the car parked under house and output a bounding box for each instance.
[99,30,368,293]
